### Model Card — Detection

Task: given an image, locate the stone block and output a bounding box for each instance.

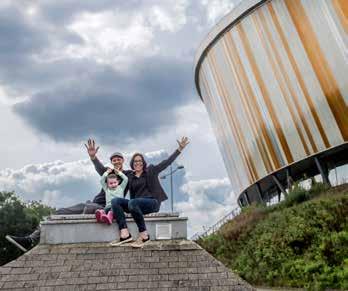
[41,213,187,244]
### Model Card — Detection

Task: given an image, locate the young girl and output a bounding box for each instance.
[95,168,128,224]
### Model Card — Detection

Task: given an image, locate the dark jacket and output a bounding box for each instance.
[128,149,181,203]
[91,158,132,206]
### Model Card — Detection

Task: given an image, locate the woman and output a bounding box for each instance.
[110,136,189,248]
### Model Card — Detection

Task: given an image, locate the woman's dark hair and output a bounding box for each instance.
[130,153,147,170]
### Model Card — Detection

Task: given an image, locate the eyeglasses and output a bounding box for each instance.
[134,160,143,164]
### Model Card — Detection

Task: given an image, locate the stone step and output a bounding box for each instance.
[40,213,188,244]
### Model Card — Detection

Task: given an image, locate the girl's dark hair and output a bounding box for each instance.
[130,153,147,170]
[107,174,118,180]
[106,172,122,183]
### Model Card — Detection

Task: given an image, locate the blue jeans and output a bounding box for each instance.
[104,205,112,214]
[111,197,160,232]
[110,198,130,230]
[128,198,160,232]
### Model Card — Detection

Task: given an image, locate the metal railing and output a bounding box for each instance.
[190,206,241,240]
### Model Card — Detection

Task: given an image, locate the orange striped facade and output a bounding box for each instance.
[197,0,348,198]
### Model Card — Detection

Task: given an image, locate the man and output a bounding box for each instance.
[6,139,128,252]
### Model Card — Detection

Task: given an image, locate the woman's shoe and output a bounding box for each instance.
[130,235,150,248]
[109,234,133,246]
[95,209,105,223]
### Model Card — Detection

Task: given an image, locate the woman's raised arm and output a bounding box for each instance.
[153,137,189,173]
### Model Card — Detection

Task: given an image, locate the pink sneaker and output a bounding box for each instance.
[107,211,114,224]
[95,209,105,223]
[101,211,113,225]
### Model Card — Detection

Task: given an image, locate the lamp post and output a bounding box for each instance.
[160,165,184,212]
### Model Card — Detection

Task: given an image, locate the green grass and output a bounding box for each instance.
[197,183,348,290]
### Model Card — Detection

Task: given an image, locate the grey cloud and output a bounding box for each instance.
[14,57,194,144]
[178,178,236,235]
[0,4,83,94]
[0,0,216,145]
[0,7,47,55]
[39,0,141,25]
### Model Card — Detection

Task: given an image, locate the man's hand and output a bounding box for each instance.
[177,136,190,152]
[84,138,99,159]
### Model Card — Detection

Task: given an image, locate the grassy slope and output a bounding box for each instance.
[197,183,348,290]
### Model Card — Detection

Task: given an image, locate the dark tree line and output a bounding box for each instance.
[0,191,55,265]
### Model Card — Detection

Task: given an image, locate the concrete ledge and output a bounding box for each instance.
[40,213,188,244]
[49,212,180,220]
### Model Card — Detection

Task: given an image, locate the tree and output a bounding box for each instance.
[0,191,55,266]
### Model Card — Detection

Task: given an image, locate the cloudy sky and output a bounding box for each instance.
[0,0,242,236]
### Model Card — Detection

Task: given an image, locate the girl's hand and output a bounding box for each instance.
[106,168,113,174]
[177,137,190,152]
[114,165,121,171]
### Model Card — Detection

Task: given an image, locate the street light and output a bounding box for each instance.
[160,165,184,212]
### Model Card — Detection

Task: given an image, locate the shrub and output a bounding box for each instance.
[220,205,266,241]
[197,186,348,290]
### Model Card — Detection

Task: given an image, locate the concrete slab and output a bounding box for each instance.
[40,213,188,244]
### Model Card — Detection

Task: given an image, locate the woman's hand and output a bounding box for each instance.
[84,138,99,159]
[177,137,190,152]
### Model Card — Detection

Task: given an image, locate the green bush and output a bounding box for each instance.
[278,181,330,209]
[197,185,348,290]
[220,205,266,241]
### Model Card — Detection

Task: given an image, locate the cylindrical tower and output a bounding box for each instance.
[195,0,348,205]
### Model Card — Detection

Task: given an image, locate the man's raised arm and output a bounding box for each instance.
[84,138,106,176]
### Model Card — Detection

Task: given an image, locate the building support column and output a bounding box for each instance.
[272,175,287,196]
[244,191,250,206]
[255,183,263,203]
[286,168,294,191]
[277,189,281,202]
[314,156,331,186]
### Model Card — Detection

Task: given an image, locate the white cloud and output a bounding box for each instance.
[63,11,157,68]
[42,189,63,207]
[177,177,237,237]
[202,0,239,25]
[0,159,97,208]
[0,149,172,209]
[148,0,188,32]
[39,1,193,68]
[0,85,28,104]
